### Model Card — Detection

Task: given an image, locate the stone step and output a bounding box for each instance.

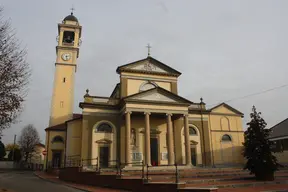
[185,178,288,189]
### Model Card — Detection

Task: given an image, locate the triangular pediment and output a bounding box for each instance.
[116,56,181,76]
[124,87,192,104]
[210,103,243,116]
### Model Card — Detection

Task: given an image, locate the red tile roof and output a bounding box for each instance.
[45,123,66,131]
[45,113,82,131]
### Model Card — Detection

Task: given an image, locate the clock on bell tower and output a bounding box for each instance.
[49,12,82,126]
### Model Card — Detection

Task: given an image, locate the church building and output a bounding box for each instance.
[45,13,245,169]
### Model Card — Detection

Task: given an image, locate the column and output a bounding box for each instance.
[184,114,192,165]
[125,111,132,166]
[144,112,151,166]
[166,113,175,165]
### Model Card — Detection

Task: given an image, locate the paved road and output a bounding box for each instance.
[0,171,82,192]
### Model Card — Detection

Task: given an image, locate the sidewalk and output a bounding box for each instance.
[34,172,130,192]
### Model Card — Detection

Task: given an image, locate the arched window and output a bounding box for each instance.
[221,134,232,142]
[96,123,113,133]
[52,136,64,143]
[189,127,197,135]
[139,82,157,92]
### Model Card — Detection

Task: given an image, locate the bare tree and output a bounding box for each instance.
[0,7,30,133]
[18,124,40,162]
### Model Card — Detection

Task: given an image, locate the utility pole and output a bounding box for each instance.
[12,135,16,161]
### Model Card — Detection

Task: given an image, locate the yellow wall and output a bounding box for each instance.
[125,103,188,113]
[126,79,171,96]
[66,120,82,157]
[49,21,81,126]
[45,131,66,164]
[120,72,177,98]
[49,65,75,126]
[274,151,288,164]
[180,125,203,165]
[209,105,244,165]
[91,120,117,166]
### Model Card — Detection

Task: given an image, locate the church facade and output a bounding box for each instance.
[45,13,245,169]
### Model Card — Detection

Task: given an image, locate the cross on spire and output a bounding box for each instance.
[146,44,151,56]
[70,6,75,15]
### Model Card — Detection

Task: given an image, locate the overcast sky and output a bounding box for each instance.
[1,0,288,144]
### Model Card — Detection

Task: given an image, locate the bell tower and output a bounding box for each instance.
[49,12,82,126]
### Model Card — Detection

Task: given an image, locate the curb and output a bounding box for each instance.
[33,172,90,192]
[203,180,288,189]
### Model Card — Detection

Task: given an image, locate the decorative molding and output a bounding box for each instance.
[190,140,199,145]
[95,139,112,144]
[132,92,178,103]
[126,107,188,115]
[82,112,119,117]
[211,130,244,133]
[188,117,208,122]
[120,75,177,82]
[209,112,242,117]
[55,63,77,67]
[144,111,151,115]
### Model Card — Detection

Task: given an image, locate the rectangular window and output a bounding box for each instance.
[60,101,64,108]
[63,78,66,83]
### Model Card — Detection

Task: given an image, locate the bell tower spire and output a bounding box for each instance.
[49,12,82,126]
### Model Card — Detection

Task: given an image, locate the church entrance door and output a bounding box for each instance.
[52,151,62,168]
[190,147,197,166]
[150,138,159,166]
[99,146,109,168]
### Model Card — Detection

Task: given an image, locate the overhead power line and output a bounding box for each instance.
[207,83,288,107]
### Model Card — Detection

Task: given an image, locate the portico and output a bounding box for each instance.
[121,89,193,167]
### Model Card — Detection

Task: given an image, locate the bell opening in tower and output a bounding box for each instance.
[63,31,75,45]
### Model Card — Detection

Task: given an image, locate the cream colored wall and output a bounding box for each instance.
[210,132,244,165]
[126,79,171,96]
[66,120,82,157]
[125,103,188,113]
[120,125,125,164]
[46,131,66,163]
[274,151,288,164]
[49,65,75,126]
[180,125,202,165]
[121,72,178,81]
[30,145,45,164]
[211,106,237,115]
[209,106,244,165]
[91,120,117,166]
[120,72,177,98]
[49,22,80,126]
[81,118,89,160]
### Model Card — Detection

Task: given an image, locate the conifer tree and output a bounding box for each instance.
[243,106,280,180]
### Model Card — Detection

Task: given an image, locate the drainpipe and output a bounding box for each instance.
[45,131,50,171]
[200,98,206,167]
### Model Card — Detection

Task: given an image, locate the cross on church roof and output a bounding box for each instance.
[70,6,75,15]
[146,44,151,56]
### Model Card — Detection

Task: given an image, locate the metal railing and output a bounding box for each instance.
[60,157,180,184]
[145,163,180,184]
